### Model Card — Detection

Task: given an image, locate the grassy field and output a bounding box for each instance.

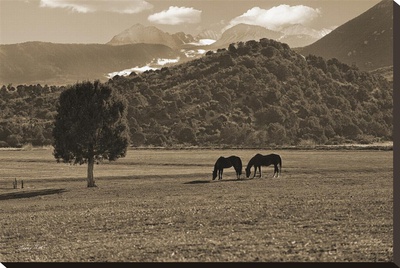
[0,148,393,262]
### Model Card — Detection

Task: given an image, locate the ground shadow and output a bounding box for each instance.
[0,188,68,200]
[184,178,252,184]
[184,180,211,184]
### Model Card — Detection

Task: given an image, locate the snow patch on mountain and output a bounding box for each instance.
[188,39,216,46]
[181,49,207,58]
[107,57,180,78]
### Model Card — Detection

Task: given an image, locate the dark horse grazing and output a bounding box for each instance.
[245,153,282,178]
[212,156,243,180]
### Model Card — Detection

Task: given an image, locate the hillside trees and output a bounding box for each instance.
[0,84,61,147]
[106,38,391,147]
[0,38,393,148]
[52,80,130,187]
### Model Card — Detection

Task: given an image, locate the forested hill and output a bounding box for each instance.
[0,38,392,148]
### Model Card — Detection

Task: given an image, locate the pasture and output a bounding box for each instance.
[0,148,393,262]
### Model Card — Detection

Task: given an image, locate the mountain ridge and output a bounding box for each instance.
[0,0,393,85]
[107,23,197,49]
[210,23,283,48]
[0,38,391,147]
[0,42,183,85]
[107,22,326,50]
[298,0,393,71]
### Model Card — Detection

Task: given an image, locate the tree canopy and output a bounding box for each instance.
[52,80,130,187]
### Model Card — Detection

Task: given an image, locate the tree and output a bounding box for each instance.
[178,127,196,144]
[228,43,237,54]
[52,81,130,187]
[266,123,287,145]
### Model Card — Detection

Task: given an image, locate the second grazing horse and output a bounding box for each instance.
[245,153,282,178]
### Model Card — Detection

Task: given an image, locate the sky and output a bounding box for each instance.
[0,0,383,44]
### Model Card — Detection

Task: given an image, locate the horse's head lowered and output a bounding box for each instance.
[212,169,217,180]
[245,166,251,178]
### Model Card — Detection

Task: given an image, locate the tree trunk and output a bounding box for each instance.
[87,155,96,187]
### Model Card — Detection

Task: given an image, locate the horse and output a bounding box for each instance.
[245,153,282,178]
[212,155,243,180]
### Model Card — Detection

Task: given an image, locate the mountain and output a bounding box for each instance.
[109,38,392,146]
[206,23,332,50]
[278,34,320,49]
[278,24,332,48]
[1,0,392,86]
[298,0,393,71]
[280,24,331,40]
[107,23,197,49]
[0,42,184,85]
[197,29,221,41]
[104,23,327,70]
[108,23,324,52]
[210,24,283,48]
[1,38,392,147]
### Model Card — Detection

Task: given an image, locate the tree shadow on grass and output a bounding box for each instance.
[0,188,68,200]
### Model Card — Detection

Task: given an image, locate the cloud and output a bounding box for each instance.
[148,6,201,25]
[39,0,153,14]
[224,5,321,32]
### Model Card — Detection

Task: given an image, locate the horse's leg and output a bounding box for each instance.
[219,169,223,180]
[276,164,280,177]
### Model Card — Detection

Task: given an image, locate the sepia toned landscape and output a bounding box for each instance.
[0,0,395,264]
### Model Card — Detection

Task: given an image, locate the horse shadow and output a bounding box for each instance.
[184,180,211,184]
[184,178,251,184]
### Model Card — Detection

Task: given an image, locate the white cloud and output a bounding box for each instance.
[39,0,153,14]
[148,6,201,25]
[224,5,321,32]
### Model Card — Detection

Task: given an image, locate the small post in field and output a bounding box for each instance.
[21,180,24,189]
[13,178,17,189]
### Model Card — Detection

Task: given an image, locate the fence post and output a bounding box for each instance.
[13,178,17,189]
[21,180,24,189]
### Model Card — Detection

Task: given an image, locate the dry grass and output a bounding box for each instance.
[0,148,393,262]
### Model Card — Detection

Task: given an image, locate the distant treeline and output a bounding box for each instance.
[0,38,393,148]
